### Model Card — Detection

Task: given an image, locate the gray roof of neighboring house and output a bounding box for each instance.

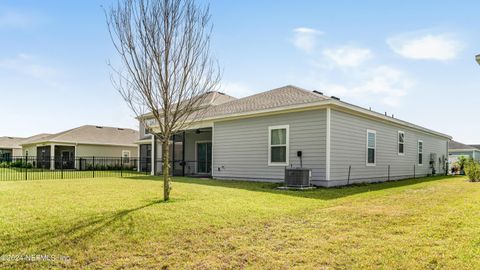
[469,144,480,149]
[201,85,329,118]
[449,140,479,151]
[20,125,139,147]
[19,133,53,145]
[0,136,25,149]
[203,91,237,106]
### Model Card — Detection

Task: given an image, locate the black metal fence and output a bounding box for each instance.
[0,156,213,181]
[0,156,151,181]
[341,162,448,185]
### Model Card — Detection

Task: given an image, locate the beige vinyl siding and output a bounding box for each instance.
[76,144,138,157]
[212,109,327,182]
[12,148,23,156]
[22,145,38,157]
[329,109,448,186]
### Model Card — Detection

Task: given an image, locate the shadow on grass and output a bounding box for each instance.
[0,199,165,255]
[125,175,455,201]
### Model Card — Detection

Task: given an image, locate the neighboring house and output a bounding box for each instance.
[20,125,139,170]
[140,85,451,187]
[448,140,480,166]
[0,137,25,160]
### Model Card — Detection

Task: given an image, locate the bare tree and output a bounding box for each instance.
[106,0,220,201]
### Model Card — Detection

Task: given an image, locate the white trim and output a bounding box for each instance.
[212,123,215,176]
[418,140,423,166]
[268,125,290,166]
[195,140,212,174]
[398,130,405,156]
[366,129,376,166]
[326,108,331,181]
[122,150,131,163]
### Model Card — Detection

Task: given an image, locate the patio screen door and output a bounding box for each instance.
[197,142,212,174]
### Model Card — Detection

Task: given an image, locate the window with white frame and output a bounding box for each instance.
[122,150,131,164]
[366,130,376,165]
[398,131,405,155]
[268,125,289,166]
[418,140,423,165]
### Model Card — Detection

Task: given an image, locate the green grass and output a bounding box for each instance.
[1,176,479,269]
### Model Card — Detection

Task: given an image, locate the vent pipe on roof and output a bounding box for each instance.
[331,96,340,100]
[313,90,323,95]
[384,112,387,116]
[96,126,103,129]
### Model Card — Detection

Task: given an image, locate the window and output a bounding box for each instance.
[398,131,405,155]
[268,125,289,166]
[366,130,376,166]
[418,140,423,165]
[122,150,131,164]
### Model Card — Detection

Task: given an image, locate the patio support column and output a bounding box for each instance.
[50,144,55,170]
[151,135,156,176]
[182,131,185,177]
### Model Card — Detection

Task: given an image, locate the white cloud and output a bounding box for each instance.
[322,46,372,67]
[292,27,322,53]
[0,54,62,88]
[387,32,463,60]
[322,66,411,107]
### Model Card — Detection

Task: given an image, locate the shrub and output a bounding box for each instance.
[456,156,468,175]
[0,162,11,168]
[464,159,480,182]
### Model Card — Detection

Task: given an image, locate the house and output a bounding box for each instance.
[140,85,451,187]
[136,91,237,174]
[0,137,24,161]
[20,125,139,170]
[448,140,480,166]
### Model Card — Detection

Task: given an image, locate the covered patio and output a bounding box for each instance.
[36,144,76,170]
[151,127,213,177]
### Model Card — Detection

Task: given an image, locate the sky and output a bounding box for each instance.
[0,1,479,143]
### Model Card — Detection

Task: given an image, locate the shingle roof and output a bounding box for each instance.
[203,91,237,106]
[0,137,25,149]
[19,133,53,145]
[141,84,450,139]
[449,140,478,150]
[469,144,480,149]
[201,85,329,118]
[21,125,139,146]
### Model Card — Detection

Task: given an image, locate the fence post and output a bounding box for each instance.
[347,165,351,185]
[61,157,64,179]
[120,156,123,178]
[92,156,95,178]
[388,165,390,181]
[25,155,28,181]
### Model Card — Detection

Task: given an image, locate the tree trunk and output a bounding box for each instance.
[162,139,171,201]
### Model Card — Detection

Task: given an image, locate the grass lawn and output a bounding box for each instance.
[1,176,479,269]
